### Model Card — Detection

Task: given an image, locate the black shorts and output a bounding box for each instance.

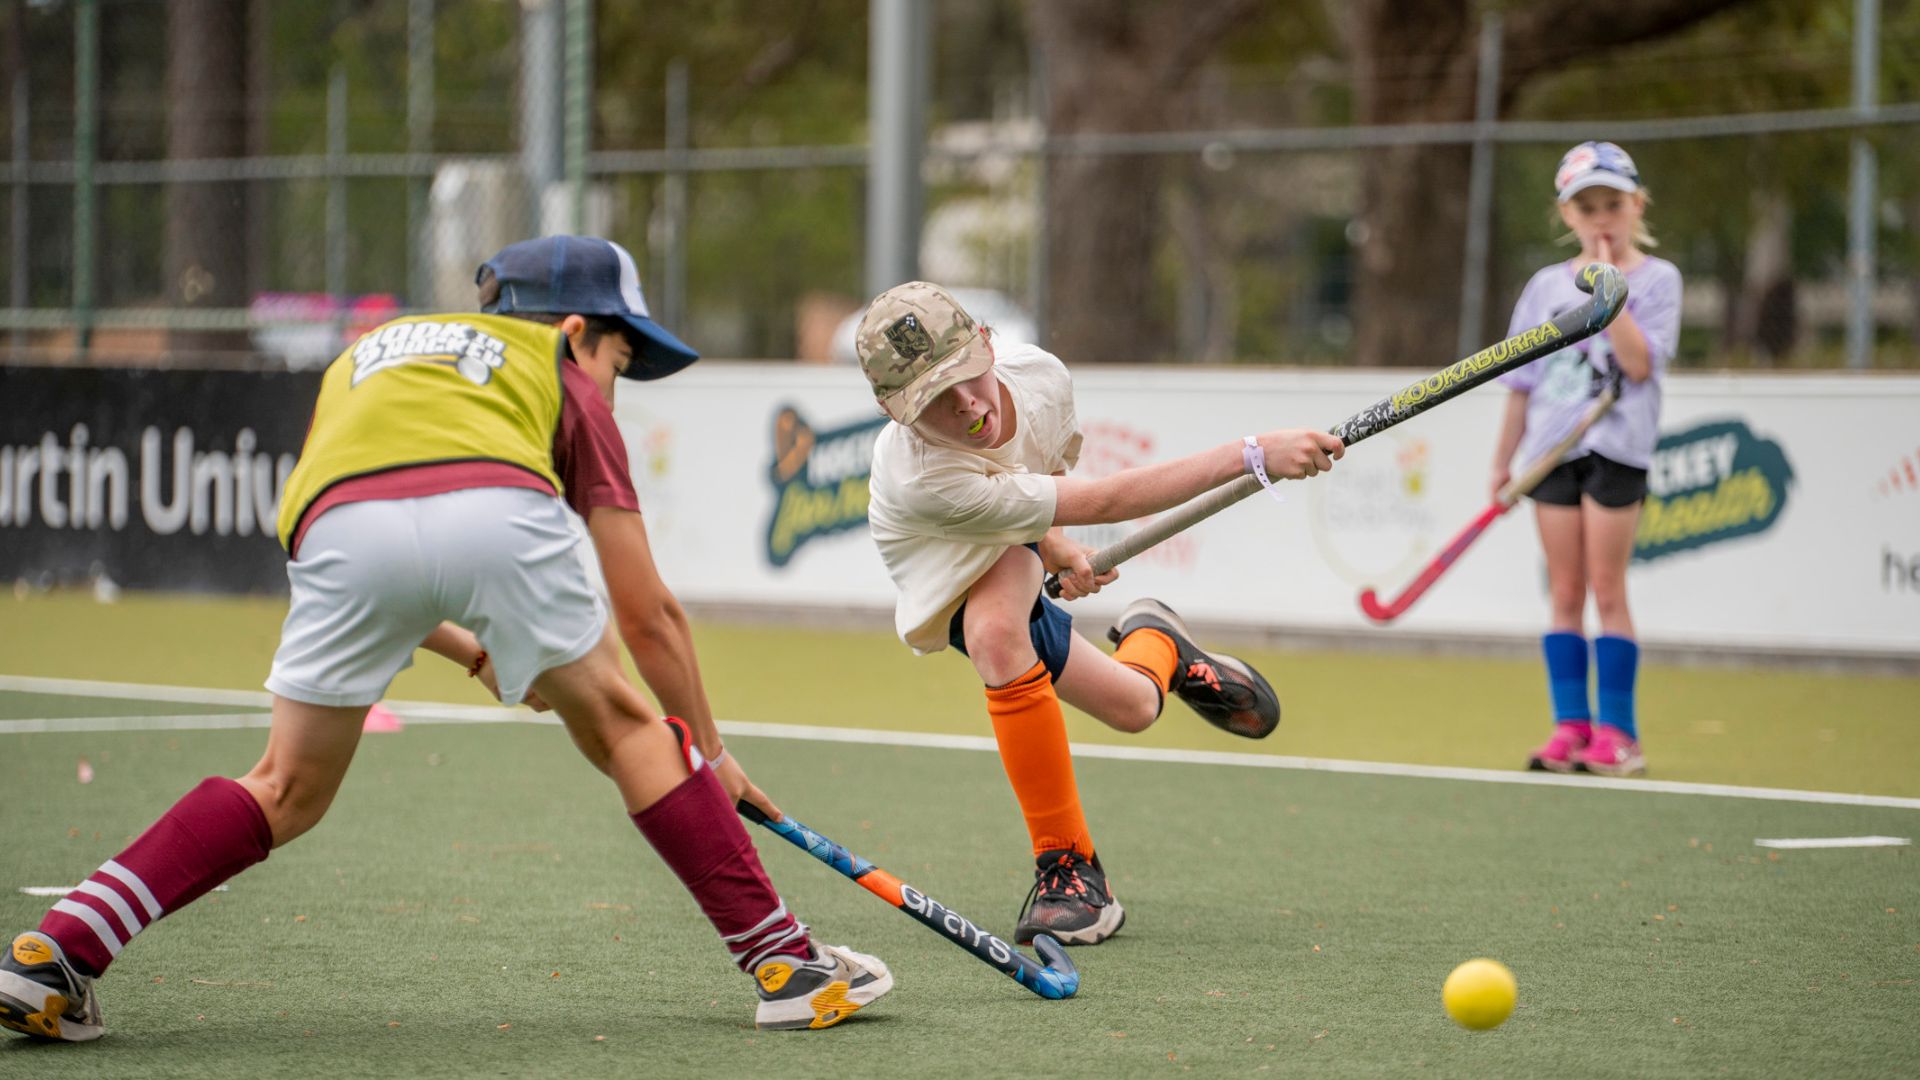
[1530,452,1648,509]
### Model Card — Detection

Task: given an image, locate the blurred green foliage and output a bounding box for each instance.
[0,0,1913,365]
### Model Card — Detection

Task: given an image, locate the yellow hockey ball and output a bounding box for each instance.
[1442,958,1517,1030]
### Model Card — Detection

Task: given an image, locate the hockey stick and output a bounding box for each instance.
[1044,262,1627,599]
[737,801,1081,1000]
[1358,367,1622,623]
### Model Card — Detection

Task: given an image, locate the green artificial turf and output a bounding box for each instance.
[4,589,1918,797]
[3,589,1917,1076]
[1,724,1915,1079]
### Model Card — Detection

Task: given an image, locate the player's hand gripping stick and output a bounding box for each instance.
[737,801,1081,1000]
[1044,262,1628,598]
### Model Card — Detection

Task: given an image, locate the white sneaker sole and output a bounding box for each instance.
[0,969,104,1042]
[1025,898,1127,946]
[755,969,894,1031]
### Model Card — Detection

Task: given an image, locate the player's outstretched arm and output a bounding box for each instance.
[588,506,779,818]
[1051,429,1342,528]
[417,622,549,710]
[420,622,484,672]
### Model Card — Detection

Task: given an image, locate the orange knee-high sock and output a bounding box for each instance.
[1112,628,1179,715]
[985,661,1094,858]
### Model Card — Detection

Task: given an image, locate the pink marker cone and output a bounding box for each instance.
[362,703,405,733]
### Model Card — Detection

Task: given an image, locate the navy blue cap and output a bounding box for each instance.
[477,235,699,381]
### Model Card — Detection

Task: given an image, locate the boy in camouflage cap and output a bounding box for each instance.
[857,281,1344,944]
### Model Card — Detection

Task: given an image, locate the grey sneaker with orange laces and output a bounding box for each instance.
[1015,849,1125,946]
[1109,598,1281,739]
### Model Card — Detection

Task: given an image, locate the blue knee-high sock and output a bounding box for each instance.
[1542,632,1591,725]
[1594,635,1639,739]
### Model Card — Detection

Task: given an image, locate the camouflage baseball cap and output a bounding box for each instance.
[855,281,993,424]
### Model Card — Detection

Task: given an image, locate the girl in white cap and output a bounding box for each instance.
[1491,142,1684,778]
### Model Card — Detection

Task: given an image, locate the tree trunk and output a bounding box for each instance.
[1728,188,1793,364]
[1167,172,1238,363]
[1909,194,1920,356]
[1351,136,1479,365]
[1341,1,1478,366]
[1338,0,1752,366]
[165,0,251,358]
[1027,0,1258,363]
[245,0,273,301]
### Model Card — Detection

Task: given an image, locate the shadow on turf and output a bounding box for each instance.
[0,1006,906,1060]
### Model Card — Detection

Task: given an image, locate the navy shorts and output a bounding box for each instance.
[1531,452,1648,509]
[947,585,1075,683]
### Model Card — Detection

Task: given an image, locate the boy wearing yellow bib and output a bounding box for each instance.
[1,238,888,1043]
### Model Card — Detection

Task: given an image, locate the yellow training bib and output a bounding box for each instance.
[276,314,566,549]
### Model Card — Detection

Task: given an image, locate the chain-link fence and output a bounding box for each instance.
[2,0,1915,369]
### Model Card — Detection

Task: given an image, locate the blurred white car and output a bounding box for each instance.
[829,288,1037,364]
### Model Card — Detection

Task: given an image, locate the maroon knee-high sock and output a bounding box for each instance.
[38,777,273,977]
[631,766,812,973]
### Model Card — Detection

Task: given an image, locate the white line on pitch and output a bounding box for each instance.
[1753,836,1911,849]
[0,673,528,723]
[718,720,1920,812]
[7,674,1920,813]
[0,708,538,735]
[0,674,275,707]
[0,714,276,734]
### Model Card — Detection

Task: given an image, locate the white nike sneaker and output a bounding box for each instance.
[752,943,893,1031]
[0,932,105,1042]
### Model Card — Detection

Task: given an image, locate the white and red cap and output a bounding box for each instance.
[1554,141,1641,203]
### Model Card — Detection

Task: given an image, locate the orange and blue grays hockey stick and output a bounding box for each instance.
[737,802,1081,1000]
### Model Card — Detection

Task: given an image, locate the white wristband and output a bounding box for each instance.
[1243,436,1286,504]
[708,746,729,768]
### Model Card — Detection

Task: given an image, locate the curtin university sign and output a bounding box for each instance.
[0,366,319,593]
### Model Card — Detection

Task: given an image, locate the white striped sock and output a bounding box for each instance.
[720,901,791,946]
[50,898,124,957]
[73,880,144,939]
[99,860,163,920]
[742,924,811,971]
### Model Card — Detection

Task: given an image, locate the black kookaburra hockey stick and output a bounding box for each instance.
[1045,262,1628,598]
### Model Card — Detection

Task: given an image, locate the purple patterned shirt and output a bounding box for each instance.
[1498,256,1683,470]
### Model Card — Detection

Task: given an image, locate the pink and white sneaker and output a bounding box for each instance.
[1526,721,1591,773]
[1580,725,1646,777]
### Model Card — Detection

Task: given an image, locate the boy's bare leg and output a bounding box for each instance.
[960,546,1046,684]
[1053,632,1161,734]
[531,626,889,1029]
[3,698,366,1041]
[532,629,691,811]
[965,547,1090,857]
[1105,598,1282,740]
[963,548,1122,945]
[239,698,371,845]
